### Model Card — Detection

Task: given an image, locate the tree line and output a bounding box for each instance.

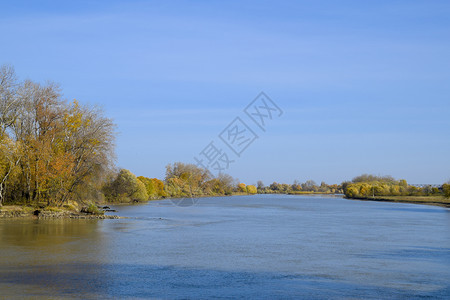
[256,180,343,194]
[0,66,241,207]
[102,163,239,203]
[1,65,448,208]
[342,174,450,199]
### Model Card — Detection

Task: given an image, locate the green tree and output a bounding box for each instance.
[103,169,148,203]
[269,182,280,192]
[443,183,450,198]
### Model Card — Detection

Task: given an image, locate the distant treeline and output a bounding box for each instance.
[101,162,239,203]
[95,169,450,204]
[1,65,448,208]
[101,164,346,203]
[256,180,343,194]
[342,174,450,199]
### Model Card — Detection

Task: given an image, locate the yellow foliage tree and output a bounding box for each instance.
[238,183,246,193]
[246,185,257,194]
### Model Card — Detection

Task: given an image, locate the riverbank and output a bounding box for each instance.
[287,191,336,195]
[0,205,123,219]
[347,195,450,208]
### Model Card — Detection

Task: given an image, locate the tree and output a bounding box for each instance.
[165,162,211,197]
[151,178,166,197]
[352,174,395,183]
[138,176,167,199]
[103,169,148,203]
[215,173,235,195]
[237,183,246,193]
[58,100,115,206]
[399,179,407,187]
[0,64,116,206]
[269,182,280,192]
[318,181,330,193]
[291,180,302,191]
[138,176,155,197]
[302,180,318,192]
[257,180,265,190]
[0,65,19,134]
[443,183,450,198]
[0,136,20,206]
[0,65,20,205]
[246,185,257,194]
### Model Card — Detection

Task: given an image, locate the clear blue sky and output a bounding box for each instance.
[1,0,449,185]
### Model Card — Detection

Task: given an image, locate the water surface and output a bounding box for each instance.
[0,195,449,299]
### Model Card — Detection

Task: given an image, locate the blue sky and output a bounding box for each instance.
[1,0,449,184]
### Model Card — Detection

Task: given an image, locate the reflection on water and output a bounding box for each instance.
[2,262,449,299]
[0,219,100,247]
[0,195,449,299]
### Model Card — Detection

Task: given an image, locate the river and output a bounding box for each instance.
[0,194,449,299]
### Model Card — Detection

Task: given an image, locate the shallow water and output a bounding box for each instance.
[0,195,449,299]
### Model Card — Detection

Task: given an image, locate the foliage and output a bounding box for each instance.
[137,176,167,199]
[0,64,116,207]
[291,180,302,191]
[237,183,246,193]
[351,174,395,183]
[256,180,342,194]
[246,185,257,194]
[443,183,450,198]
[204,173,234,196]
[103,169,148,203]
[84,202,104,215]
[344,174,447,199]
[164,162,235,198]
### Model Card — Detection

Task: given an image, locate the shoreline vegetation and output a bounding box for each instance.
[344,195,450,208]
[0,204,122,219]
[341,174,450,208]
[2,191,449,220]
[1,174,449,219]
[1,65,449,218]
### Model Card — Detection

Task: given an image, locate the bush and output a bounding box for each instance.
[246,185,257,194]
[237,183,246,193]
[83,203,104,215]
[443,184,450,198]
[103,169,148,203]
[138,176,167,199]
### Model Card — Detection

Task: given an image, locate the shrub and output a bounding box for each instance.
[84,203,103,215]
[237,183,246,193]
[443,184,450,198]
[103,169,148,203]
[246,185,257,194]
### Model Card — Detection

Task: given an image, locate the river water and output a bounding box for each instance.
[0,195,449,299]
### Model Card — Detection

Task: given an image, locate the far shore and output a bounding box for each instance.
[1,193,448,220]
[345,195,450,208]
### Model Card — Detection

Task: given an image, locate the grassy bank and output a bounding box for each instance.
[288,191,336,195]
[0,205,122,219]
[347,195,450,208]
